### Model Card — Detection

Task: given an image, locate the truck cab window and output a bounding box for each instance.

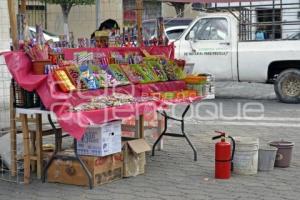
[186,18,228,41]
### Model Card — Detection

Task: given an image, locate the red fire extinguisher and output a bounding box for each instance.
[212,131,235,179]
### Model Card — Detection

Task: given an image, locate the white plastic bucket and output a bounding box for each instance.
[232,137,259,175]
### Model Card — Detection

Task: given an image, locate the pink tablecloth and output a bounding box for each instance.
[2,51,186,140]
[63,45,174,60]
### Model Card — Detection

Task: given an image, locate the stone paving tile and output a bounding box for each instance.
[1,99,300,200]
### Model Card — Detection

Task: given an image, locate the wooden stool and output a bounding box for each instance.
[11,111,62,183]
[29,121,62,178]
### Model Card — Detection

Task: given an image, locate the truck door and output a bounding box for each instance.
[180,17,233,80]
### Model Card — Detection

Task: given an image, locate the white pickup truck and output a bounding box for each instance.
[174,12,300,103]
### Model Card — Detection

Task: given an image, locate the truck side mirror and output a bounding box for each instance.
[189,30,195,41]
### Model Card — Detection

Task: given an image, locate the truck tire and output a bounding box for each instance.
[274,69,300,103]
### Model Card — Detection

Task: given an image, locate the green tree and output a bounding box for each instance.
[40,0,95,40]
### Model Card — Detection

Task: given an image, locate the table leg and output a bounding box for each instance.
[134,116,140,139]
[157,113,164,150]
[30,132,36,172]
[74,139,93,189]
[10,84,17,176]
[42,115,60,183]
[20,114,30,184]
[139,115,144,139]
[152,105,197,161]
[35,114,43,179]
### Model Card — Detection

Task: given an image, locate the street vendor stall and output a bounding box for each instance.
[2,43,214,188]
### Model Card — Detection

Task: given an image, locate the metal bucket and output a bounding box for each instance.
[258,146,278,171]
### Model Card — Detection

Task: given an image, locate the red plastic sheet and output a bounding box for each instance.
[2,50,185,140]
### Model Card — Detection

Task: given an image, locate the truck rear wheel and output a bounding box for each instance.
[274,69,300,103]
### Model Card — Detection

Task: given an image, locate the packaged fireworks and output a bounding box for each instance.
[121,64,144,84]
[79,65,99,90]
[65,65,88,90]
[163,60,186,81]
[144,60,168,81]
[131,64,158,83]
[45,64,59,74]
[93,52,109,65]
[53,69,76,92]
[108,64,130,85]
[73,51,93,65]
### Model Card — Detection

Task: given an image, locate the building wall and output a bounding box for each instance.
[0,0,12,130]
[98,0,123,29]
[46,4,97,40]
[216,0,300,38]
[0,0,11,51]
[162,3,199,19]
[45,0,163,40]
[45,1,123,40]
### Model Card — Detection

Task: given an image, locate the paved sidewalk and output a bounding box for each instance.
[0,99,299,200]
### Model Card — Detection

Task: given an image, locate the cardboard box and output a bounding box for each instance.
[77,121,122,156]
[47,151,123,187]
[122,138,151,177]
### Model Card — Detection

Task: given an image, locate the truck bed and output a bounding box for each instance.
[238,40,300,82]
